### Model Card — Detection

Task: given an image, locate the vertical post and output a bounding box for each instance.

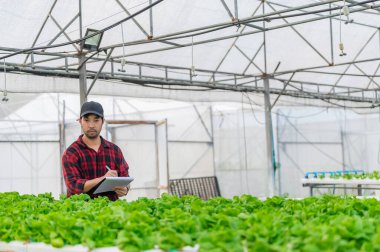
[329,3,335,65]
[209,106,216,177]
[340,130,346,172]
[112,97,116,120]
[59,99,66,194]
[155,120,169,196]
[58,96,62,194]
[79,0,83,41]
[105,122,110,141]
[276,108,281,195]
[340,130,347,195]
[262,2,267,73]
[65,57,68,72]
[79,54,87,105]
[154,124,160,197]
[264,77,275,196]
[31,53,35,69]
[149,0,153,38]
[165,119,170,194]
[111,59,114,76]
[262,3,274,196]
[310,186,313,196]
[234,0,238,20]
[358,184,362,196]
[110,127,115,143]
[78,0,87,106]
[241,94,249,192]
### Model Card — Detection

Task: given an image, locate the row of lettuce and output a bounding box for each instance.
[316,171,380,180]
[2,192,380,251]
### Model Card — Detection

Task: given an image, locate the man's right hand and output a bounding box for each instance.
[83,170,118,193]
[104,170,118,177]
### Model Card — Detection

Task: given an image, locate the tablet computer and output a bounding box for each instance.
[93,177,134,194]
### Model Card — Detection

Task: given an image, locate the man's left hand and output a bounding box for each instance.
[114,185,130,197]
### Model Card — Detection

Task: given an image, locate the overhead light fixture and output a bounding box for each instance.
[82,28,103,51]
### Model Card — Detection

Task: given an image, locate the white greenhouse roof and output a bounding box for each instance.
[0,0,380,109]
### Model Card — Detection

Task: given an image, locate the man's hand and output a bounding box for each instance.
[113,185,130,197]
[104,170,118,177]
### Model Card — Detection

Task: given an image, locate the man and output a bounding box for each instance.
[62,101,130,200]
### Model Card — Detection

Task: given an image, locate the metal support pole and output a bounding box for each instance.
[340,130,347,194]
[79,0,83,38]
[276,108,281,195]
[79,53,87,105]
[59,99,66,194]
[65,57,68,72]
[340,130,346,172]
[165,119,170,192]
[209,106,216,177]
[262,2,267,73]
[154,124,160,197]
[78,0,87,106]
[234,0,238,20]
[264,77,275,196]
[329,3,335,64]
[149,0,153,38]
[241,94,249,193]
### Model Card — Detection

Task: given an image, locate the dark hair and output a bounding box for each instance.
[81,113,104,121]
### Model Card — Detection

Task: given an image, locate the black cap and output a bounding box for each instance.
[80,101,104,118]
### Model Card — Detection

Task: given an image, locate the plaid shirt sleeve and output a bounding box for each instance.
[62,149,87,195]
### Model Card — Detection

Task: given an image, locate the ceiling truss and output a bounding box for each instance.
[0,0,380,106]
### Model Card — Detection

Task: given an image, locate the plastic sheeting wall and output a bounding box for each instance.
[277,108,380,197]
[213,108,269,198]
[166,106,214,180]
[0,142,61,198]
[112,123,168,200]
[3,94,380,199]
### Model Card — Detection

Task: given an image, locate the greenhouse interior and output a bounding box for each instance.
[1,0,380,251]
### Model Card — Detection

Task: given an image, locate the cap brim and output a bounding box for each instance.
[80,111,104,118]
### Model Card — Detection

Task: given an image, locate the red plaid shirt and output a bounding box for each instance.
[62,135,129,201]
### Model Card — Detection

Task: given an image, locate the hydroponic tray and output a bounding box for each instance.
[302,178,380,185]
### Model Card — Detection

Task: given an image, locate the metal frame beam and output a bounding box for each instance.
[1,58,380,103]
[104,0,344,51]
[269,1,379,29]
[99,2,379,57]
[0,1,378,107]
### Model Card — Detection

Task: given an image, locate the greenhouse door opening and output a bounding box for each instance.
[107,120,169,201]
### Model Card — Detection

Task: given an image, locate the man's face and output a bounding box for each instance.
[80,114,103,139]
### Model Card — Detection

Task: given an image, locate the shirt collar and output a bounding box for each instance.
[77,134,111,149]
